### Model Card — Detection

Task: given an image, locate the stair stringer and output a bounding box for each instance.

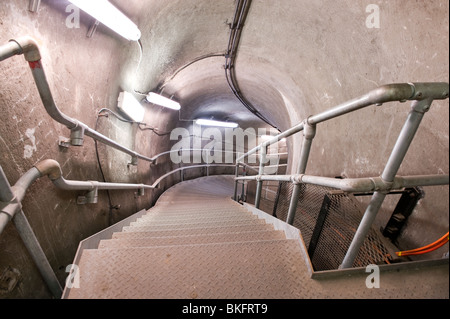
[61,209,147,299]
[241,202,314,276]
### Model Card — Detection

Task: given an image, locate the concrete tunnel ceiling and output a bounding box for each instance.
[118,0,301,132]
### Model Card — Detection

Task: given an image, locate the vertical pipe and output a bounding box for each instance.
[341,99,433,268]
[0,167,15,235]
[254,145,267,209]
[240,168,246,201]
[233,164,239,201]
[286,121,316,225]
[13,210,63,298]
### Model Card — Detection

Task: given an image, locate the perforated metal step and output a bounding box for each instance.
[67,240,307,299]
[64,175,449,299]
[98,230,286,249]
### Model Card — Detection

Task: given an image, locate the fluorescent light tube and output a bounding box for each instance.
[117,91,145,122]
[146,93,181,110]
[68,0,141,41]
[195,119,238,128]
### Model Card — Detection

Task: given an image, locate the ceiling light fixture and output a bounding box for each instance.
[195,119,239,128]
[146,93,181,110]
[117,91,145,122]
[68,0,141,41]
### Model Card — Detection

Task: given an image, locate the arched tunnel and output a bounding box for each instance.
[0,0,448,299]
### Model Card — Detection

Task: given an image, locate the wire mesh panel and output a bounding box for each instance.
[274,182,391,271]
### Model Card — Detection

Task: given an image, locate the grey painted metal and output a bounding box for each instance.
[0,166,15,202]
[28,0,41,12]
[236,82,449,165]
[13,209,62,298]
[340,98,433,269]
[0,38,155,165]
[286,120,316,225]
[235,174,448,192]
[254,146,267,209]
[236,122,304,163]
[0,41,23,61]
[0,166,16,234]
[233,164,239,201]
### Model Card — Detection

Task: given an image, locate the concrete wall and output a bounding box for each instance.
[0,0,448,298]
[0,0,176,298]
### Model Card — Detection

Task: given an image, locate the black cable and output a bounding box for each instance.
[224,0,279,131]
[98,108,171,136]
[94,114,114,226]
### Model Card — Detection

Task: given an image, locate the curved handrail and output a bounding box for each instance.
[236,82,449,162]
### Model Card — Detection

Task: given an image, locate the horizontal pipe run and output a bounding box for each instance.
[52,178,153,192]
[235,174,449,192]
[237,82,449,163]
[236,122,305,162]
[0,37,155,165]
[151,164,237,188]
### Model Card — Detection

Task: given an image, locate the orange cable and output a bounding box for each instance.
[396,231,449,257]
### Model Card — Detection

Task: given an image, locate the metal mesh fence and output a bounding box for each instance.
[273,182,391,271]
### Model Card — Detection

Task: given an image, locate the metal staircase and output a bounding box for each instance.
[63,175,449,299]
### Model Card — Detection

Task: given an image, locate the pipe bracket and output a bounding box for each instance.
[0,196,22,219]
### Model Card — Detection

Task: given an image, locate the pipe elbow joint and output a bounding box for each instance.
[34,159,62,181]
[303,118,316,140]
[369,83,415,105]
[9,36,41,62]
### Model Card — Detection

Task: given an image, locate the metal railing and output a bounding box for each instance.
[0,157,237,298]
[234,82,449,269]
[0,37,155,165]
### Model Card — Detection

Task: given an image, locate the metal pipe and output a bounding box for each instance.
[235,174,449,192]
[0,166,16,234]
[341,98,433,268]
[0,37,155,165]
[13,209,62,298]
[254,146,266,209]
[286,120,316,225]
[236,122,304,162]
[233,164,239,201]
[236,83,448,164]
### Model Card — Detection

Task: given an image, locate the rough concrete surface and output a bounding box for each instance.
[0,0,448,298]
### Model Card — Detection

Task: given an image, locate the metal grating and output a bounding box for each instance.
[274,182,392,271]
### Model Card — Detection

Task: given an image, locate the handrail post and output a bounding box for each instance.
[13,209,63,298]
[340,98,434,268]
[254,145,267,209]
[233,163,240,201]
[286,119,316,225]
[240,166,247,201]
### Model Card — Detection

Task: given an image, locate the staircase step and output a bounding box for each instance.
[98,230,286,249]
[137,212,256,224]
[112,224,275,239]
[123,219,267,232]
[67,239,306,299]
[143,208,249,217]
[130,216,264,228]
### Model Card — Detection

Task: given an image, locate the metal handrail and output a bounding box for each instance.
[0,37,155,165]
[236,82,448,163]
[235,173,449,193]
[0,158,238,298]
[234,81,449,269]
